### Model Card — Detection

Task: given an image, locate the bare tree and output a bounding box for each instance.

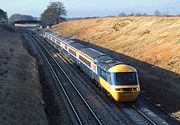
[41,1,67,26]
[118,12,126,17]
[143,13,148,16]
[154,9,161,16]
[162,11,169,16]
[0,9,8,21]
[135,12,142,16]
[128,13,134,16]
[8,14,36,23]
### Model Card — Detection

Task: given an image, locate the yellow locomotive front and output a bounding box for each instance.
[108,64,140,102]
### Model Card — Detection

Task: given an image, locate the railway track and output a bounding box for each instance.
[116,104,156,125]
[132,96,179,125]
[132,105,157,125]
[51,43,158,125]
[39,38,158,125]
[30,31,179,125]
[29,32,102,125]
[36,32,157,125]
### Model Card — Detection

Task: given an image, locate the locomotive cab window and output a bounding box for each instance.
[99,69,108,81]
[111,72,138,85]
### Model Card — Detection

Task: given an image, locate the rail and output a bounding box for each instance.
[30,32,102,125]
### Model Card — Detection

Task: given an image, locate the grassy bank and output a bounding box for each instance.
[52,16,180,120]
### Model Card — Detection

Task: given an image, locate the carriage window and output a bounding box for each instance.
[79,55,91,67]
[69,48,76,56]
[57,40,61,45]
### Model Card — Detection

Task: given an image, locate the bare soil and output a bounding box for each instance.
[0,25,47,125]
[52,16,180,120]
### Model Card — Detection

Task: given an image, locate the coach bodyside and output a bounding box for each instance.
[44,31,140,102]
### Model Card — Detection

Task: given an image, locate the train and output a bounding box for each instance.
[43,31,140,102]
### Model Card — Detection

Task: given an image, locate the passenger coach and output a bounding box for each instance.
[43,31,140,102]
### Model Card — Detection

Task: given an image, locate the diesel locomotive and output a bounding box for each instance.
[43,31,140,102]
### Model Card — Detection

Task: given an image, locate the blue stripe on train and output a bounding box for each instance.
[50,40,100,84]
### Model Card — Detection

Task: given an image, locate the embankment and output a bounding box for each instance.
[0,25,47,125]
[52,16,180,120]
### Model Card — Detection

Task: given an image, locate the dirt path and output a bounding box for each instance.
[0,25,47,125]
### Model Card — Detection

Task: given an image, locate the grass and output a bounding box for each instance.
[52,16,180,121]
[53,16,180,74]
[173,40,180,44]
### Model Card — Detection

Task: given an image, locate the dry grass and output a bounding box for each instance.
[53,17,180,74]
[0,25,47,125]
[52,16,180,120]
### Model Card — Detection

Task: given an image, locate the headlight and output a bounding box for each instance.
[115,88,140,91]
[136,88,140,91]
[115,88,123,91]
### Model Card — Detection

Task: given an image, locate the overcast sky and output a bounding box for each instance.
[0,0,180,17]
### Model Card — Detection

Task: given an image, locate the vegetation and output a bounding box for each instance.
[0,8,8,21]
[8,14,36,23]
[41,1,67,27]
[118,9,176,17]
[52,17,180,119]
[154,9,161,16]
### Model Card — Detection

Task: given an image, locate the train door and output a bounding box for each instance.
[91,62,98,81]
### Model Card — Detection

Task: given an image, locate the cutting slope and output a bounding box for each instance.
[52,16,180,120]
[0,25,47,125]
[53,17,180,74]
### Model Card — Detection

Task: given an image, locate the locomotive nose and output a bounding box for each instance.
[111,91,140,102]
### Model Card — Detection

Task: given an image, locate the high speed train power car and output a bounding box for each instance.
[43,31,140,102]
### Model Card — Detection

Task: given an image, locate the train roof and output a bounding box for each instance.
[45,31,125,71]
[46,32,59,38]
[95,55,124,71]
[63,39,75,44]
[78,48,105,60]
[48,32,56,35]
[46,31,58,36]
[56,36,66,41]
[47,31,73,44]
[69,42,86,50]
[77,47,124,71]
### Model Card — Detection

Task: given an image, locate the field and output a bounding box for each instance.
[52,16,180,120]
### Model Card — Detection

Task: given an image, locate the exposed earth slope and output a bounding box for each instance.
[53,17,180,74]
[52,16,180,120]
[0,25,47,125]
